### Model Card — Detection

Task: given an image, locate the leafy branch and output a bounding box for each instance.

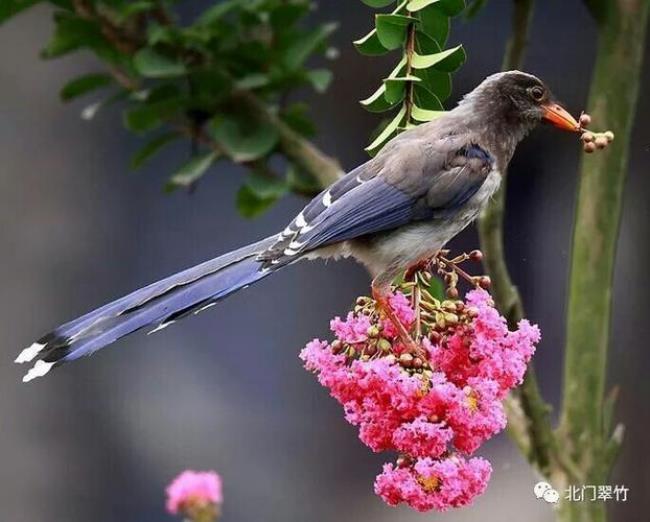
[2,0,344,216]
[355,0,466,154]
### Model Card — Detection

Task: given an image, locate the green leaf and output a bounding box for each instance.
[283,22,337,70]
[41,14,106,59]
[361,0,396,7]
[166,152,217,192]
[60,73,112,102]
[236,184,278,218]
[427,276,445,300]
[1,0,40,25]
[384,76,420,104]
[133,47,186,78]
[436,0,466,16]
[147,23,178,45]
[306,69,333,93]
[270,2,311,29]
[415,68,452,100]
[418,5,450,45]
[281,103,316,137]
[411,105,444,122]
[123,93,181,134]
[130,132,179,169]
[360,56,406,111]
[366,105,406,154]
[196,0,242,25]
[360,85,402,113]
[375,14,414,50]
[245,171,289,200]
[411,45,465,71]
[114,1,154,23]
[210,115,279,162]
[413,31,453,99]
[235,73,270,90]
[353,29,390,56]
[406,0,440,11]
[413,83,444,110]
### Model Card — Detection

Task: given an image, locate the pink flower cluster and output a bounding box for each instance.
[166,470,223,518]
[300,289,540,512]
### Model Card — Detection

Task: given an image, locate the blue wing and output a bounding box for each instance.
[260,140,493,266]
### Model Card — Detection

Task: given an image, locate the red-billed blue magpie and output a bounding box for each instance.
[16,71,580,381]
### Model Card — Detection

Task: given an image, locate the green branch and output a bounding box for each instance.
[556,2,648,520]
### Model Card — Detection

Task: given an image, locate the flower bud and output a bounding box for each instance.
[396,455,412,468]
[604,130,615,142]
[595,136,608,149]
[367,325,380,338]
[331,340,344,354]
[579,113,591,127]
[478,276,491,290]
[581,131,595,143]
[399,353,414,368]
[583,141,596,153]
[445,311,460,324]
[446,287,459,299]
[378,338,392,353]
[412,357,424,369]
[469,249,483,262]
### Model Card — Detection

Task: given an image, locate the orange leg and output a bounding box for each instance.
[372,279,427,360]
[403,258,433,282]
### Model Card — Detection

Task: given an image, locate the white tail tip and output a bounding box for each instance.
[147,321,175,335]
[23,360,55,383]
[15,343,46,364]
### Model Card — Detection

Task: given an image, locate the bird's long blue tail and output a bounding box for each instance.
[16,236,279,382]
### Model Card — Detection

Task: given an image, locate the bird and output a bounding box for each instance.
[16,70,580,382]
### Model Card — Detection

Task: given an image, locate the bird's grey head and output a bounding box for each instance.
[461,70,580,133]
[456,71,580,160]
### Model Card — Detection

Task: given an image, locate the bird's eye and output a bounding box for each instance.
[529,86,545,101]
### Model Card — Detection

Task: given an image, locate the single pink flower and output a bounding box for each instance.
[330,312,372,344]
[392,416,453,458]
[166,470,223,516]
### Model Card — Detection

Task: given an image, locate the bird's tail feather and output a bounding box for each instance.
[16,235,279,382]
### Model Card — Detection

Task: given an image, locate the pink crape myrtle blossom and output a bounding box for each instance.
[429,289,540,397]
[375,456,492,512]
[166,470,223,520]
[300,287,539,512]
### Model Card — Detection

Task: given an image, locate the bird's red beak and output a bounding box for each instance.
[542,103,581,132]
